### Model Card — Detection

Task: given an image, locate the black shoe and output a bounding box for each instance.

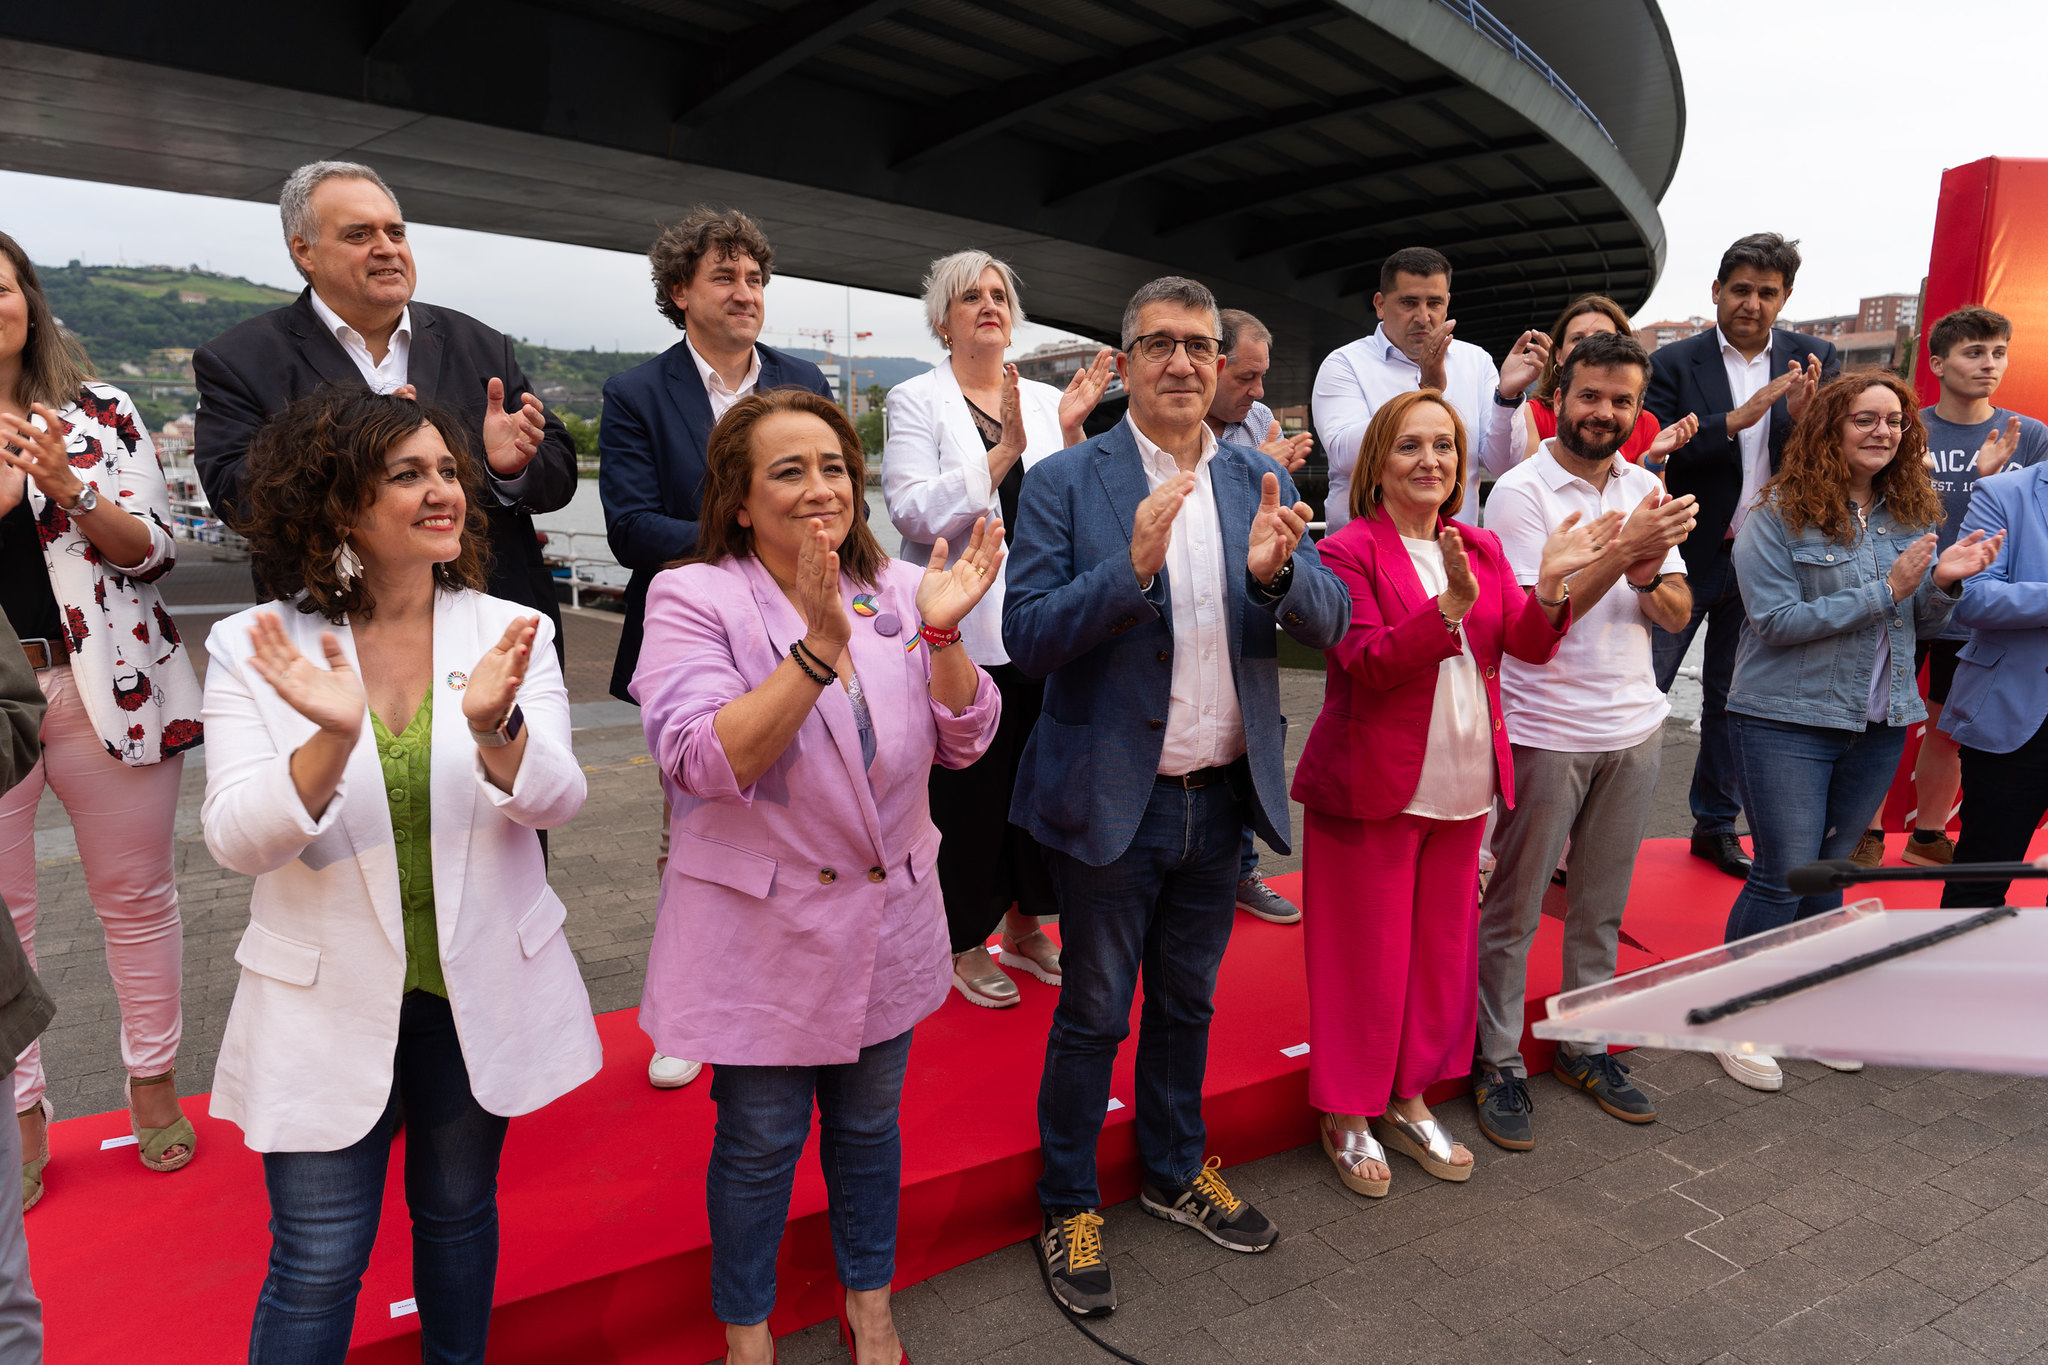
[1689,831,1752,879]
[1036,1207,1116,1316]
[1472,1068,1535,1150]
[1139,1157,1277,1253]
[1553,1050,1659,1123]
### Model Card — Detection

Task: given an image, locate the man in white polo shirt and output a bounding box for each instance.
[1470,331,1699,1150]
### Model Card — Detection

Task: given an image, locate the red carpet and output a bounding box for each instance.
[23,836,1989,1363]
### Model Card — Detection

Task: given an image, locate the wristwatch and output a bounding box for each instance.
[470,703,526,748]
[1249,558,1294,600]
[1629,573,1664,594]
[1491,388,1523,409]
[60,483,98,515]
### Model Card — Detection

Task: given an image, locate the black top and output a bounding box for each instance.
[964,397,1025,534]
[0,500,60,645]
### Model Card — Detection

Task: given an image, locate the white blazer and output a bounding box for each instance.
[199,592,601,1152]
[882,359,1069,666]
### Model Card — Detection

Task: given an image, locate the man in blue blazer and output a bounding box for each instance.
[1004,278,1348,1316]
[1939,462,2048,906]
[1644,233,1839,880]
[600,209,832,704]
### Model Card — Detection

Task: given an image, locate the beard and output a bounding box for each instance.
[1556,410,1635,462]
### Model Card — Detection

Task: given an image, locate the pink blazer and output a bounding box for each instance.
[631,554,999,1066]
[1290,511,1569,821]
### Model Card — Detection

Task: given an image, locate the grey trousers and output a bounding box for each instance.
[0,1087,40,1363]
[1476,735,1662,1077]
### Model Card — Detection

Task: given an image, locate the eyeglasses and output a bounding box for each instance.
[1128,333,1222,365]
[1846,412,1906,433]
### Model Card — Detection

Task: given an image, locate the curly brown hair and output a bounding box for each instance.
[1760,372,1941,543]
[689,388,887,587]
[649,208,775,330]
[231,387,492,623]
[1351,390,1467,523]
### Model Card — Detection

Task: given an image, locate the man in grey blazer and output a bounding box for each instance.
[0,610,57,1359]
[1004,277,1348,1316]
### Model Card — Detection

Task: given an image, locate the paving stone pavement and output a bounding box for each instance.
[18,582,2047,1365]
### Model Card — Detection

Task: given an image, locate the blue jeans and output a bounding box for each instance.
[1726,713,1907,942]
[250,991,508,1365]
[1037,778,1241,1211]
[706,1028,913,1326]
[1653,538,1745,837]
[1239,825,1258,880]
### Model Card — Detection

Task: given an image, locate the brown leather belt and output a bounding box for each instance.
[1157,764,1235,790]
[21,637,68,671]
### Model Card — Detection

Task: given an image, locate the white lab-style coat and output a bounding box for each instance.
[200,592,601,1152]
[882,359,1069,666]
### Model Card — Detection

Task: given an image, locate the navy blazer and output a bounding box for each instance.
[1942,463,2048,753]
[1645,326,1841,558]
[600,339,831,701]
[1002,422,1350,867]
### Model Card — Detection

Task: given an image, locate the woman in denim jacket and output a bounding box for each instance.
[1723,374,2001,1031]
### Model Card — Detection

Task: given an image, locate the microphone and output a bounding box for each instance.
[1784,858,2048,896]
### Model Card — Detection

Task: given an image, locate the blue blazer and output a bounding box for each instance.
[1941,463,2048,753]
[1002,422,1350,867]
[600,340,831,701]
[1645,326,1840,556]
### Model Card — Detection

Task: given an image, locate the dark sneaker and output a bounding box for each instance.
[1234,874,1301,924]
[1553,1050,1658,1123]
[1139,1156,1277,1253]
[1036,1208,1116,1316]
[1472,1068,1535,1150]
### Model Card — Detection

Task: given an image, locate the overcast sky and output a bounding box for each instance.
[3,0,2042,361]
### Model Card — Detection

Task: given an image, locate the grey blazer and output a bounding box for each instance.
[0,616,56,1073]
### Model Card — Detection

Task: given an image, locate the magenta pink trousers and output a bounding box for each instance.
[1301,807,1484,1117]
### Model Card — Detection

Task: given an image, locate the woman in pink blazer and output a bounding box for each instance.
[633,389,1001,1365]
[1291,390,1612,1198]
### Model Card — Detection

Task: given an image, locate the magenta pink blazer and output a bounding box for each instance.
[1290,511,1569,821]
[631,554,1000,1066]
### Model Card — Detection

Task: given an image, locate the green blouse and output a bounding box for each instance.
[373,689,445,998]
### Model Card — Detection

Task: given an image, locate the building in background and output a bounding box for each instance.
[1634,317,1712,351]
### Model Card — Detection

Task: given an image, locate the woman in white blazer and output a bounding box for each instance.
[200,389,600,1365]
[881,250,1113,1008]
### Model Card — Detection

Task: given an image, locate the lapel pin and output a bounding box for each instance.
[852,594,878,617]
[446,670,468,691]
[873,611,901,637]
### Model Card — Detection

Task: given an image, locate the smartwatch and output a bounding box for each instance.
[470,703,526,748]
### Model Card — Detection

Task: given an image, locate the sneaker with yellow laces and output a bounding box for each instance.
[1138,1155,1278,1253]
[1036,1207,1117,1315]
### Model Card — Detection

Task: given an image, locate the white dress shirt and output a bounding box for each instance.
[1481,443,1687,752]
[1721,327,1775,539]
[1399,536,1495,820]
[308,289,411,394]
[688,335,762,423]
[1313,324,1524,533]
[1129,417,1246,776]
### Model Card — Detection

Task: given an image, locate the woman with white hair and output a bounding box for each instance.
[882,251,1113,1008]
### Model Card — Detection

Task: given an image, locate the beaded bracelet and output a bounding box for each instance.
[788,640,836,684]
[919,622,963,651]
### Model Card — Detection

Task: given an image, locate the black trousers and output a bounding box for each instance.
[1943,717,2048,907]
[930,662,1058,953]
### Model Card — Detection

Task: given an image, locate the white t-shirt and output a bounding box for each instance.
[1481,444,1686,752]
[1399,536,1495,820]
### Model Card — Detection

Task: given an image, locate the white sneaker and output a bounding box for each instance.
[1814,1058,1864,1072]
[1715,1050,1783,1092]
[648,1052,702,1089]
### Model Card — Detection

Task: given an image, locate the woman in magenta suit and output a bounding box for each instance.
[632,388,1001,1365]
[1291,390,1611,1196]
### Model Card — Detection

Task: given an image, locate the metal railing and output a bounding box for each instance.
[1430,0,1617,148]
[538,528,630,611]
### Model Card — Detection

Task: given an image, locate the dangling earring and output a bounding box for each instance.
[333,540,363,583]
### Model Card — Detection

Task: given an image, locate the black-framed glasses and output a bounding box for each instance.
[1128,333,1222,365]
[1846,412,1906,433]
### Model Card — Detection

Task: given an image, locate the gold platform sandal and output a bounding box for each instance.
[20,1098,50,1212]
[128,1070,196,1173]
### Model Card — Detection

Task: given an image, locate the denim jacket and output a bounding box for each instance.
[1727,497,1958,731]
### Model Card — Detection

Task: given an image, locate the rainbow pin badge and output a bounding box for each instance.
[852,594,879,617]
[446,670,469,691]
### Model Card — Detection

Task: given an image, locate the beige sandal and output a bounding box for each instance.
[1320,1113,1390,1198]
[19,1099,50,1212]
[1371,1110,1473,1183]
[128,1070,196,1173]
[996,928,1062,985]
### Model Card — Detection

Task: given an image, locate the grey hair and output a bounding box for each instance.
[1121,277,1219,350]
[280,161,403,281]
[922,250,1027,346]
[1219,308,1272,360]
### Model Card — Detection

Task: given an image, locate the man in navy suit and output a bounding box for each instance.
[600,208,832,704]
[1003,277,1348,1316]
[598,208,829,1093]
[1645,233,1839,879]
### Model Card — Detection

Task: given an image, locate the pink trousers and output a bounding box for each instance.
[0,667,184,1112]
[1301,807,1483,1117]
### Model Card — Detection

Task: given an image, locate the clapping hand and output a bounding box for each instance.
[245,614,367,740]
[0,405,85,508]
[1418,319,1457,392]
[1934,528,2005,590]
[1497,330,1552,399]
[1887,532,1938,602]
[795,519,852,667]
[1642,413,1700,471]
[1975,417,2025,479]
[1439,526,1479,622]
[464,615,539,733]
[1247,471,1312,586]
[1258,420,1314,472]
[481,377,547,477]
[1131,471,1196,584]
[1785,354,1825,421]
[917,516,1006,631]
[1059,348,1117,443]
[990,365,1028,466]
